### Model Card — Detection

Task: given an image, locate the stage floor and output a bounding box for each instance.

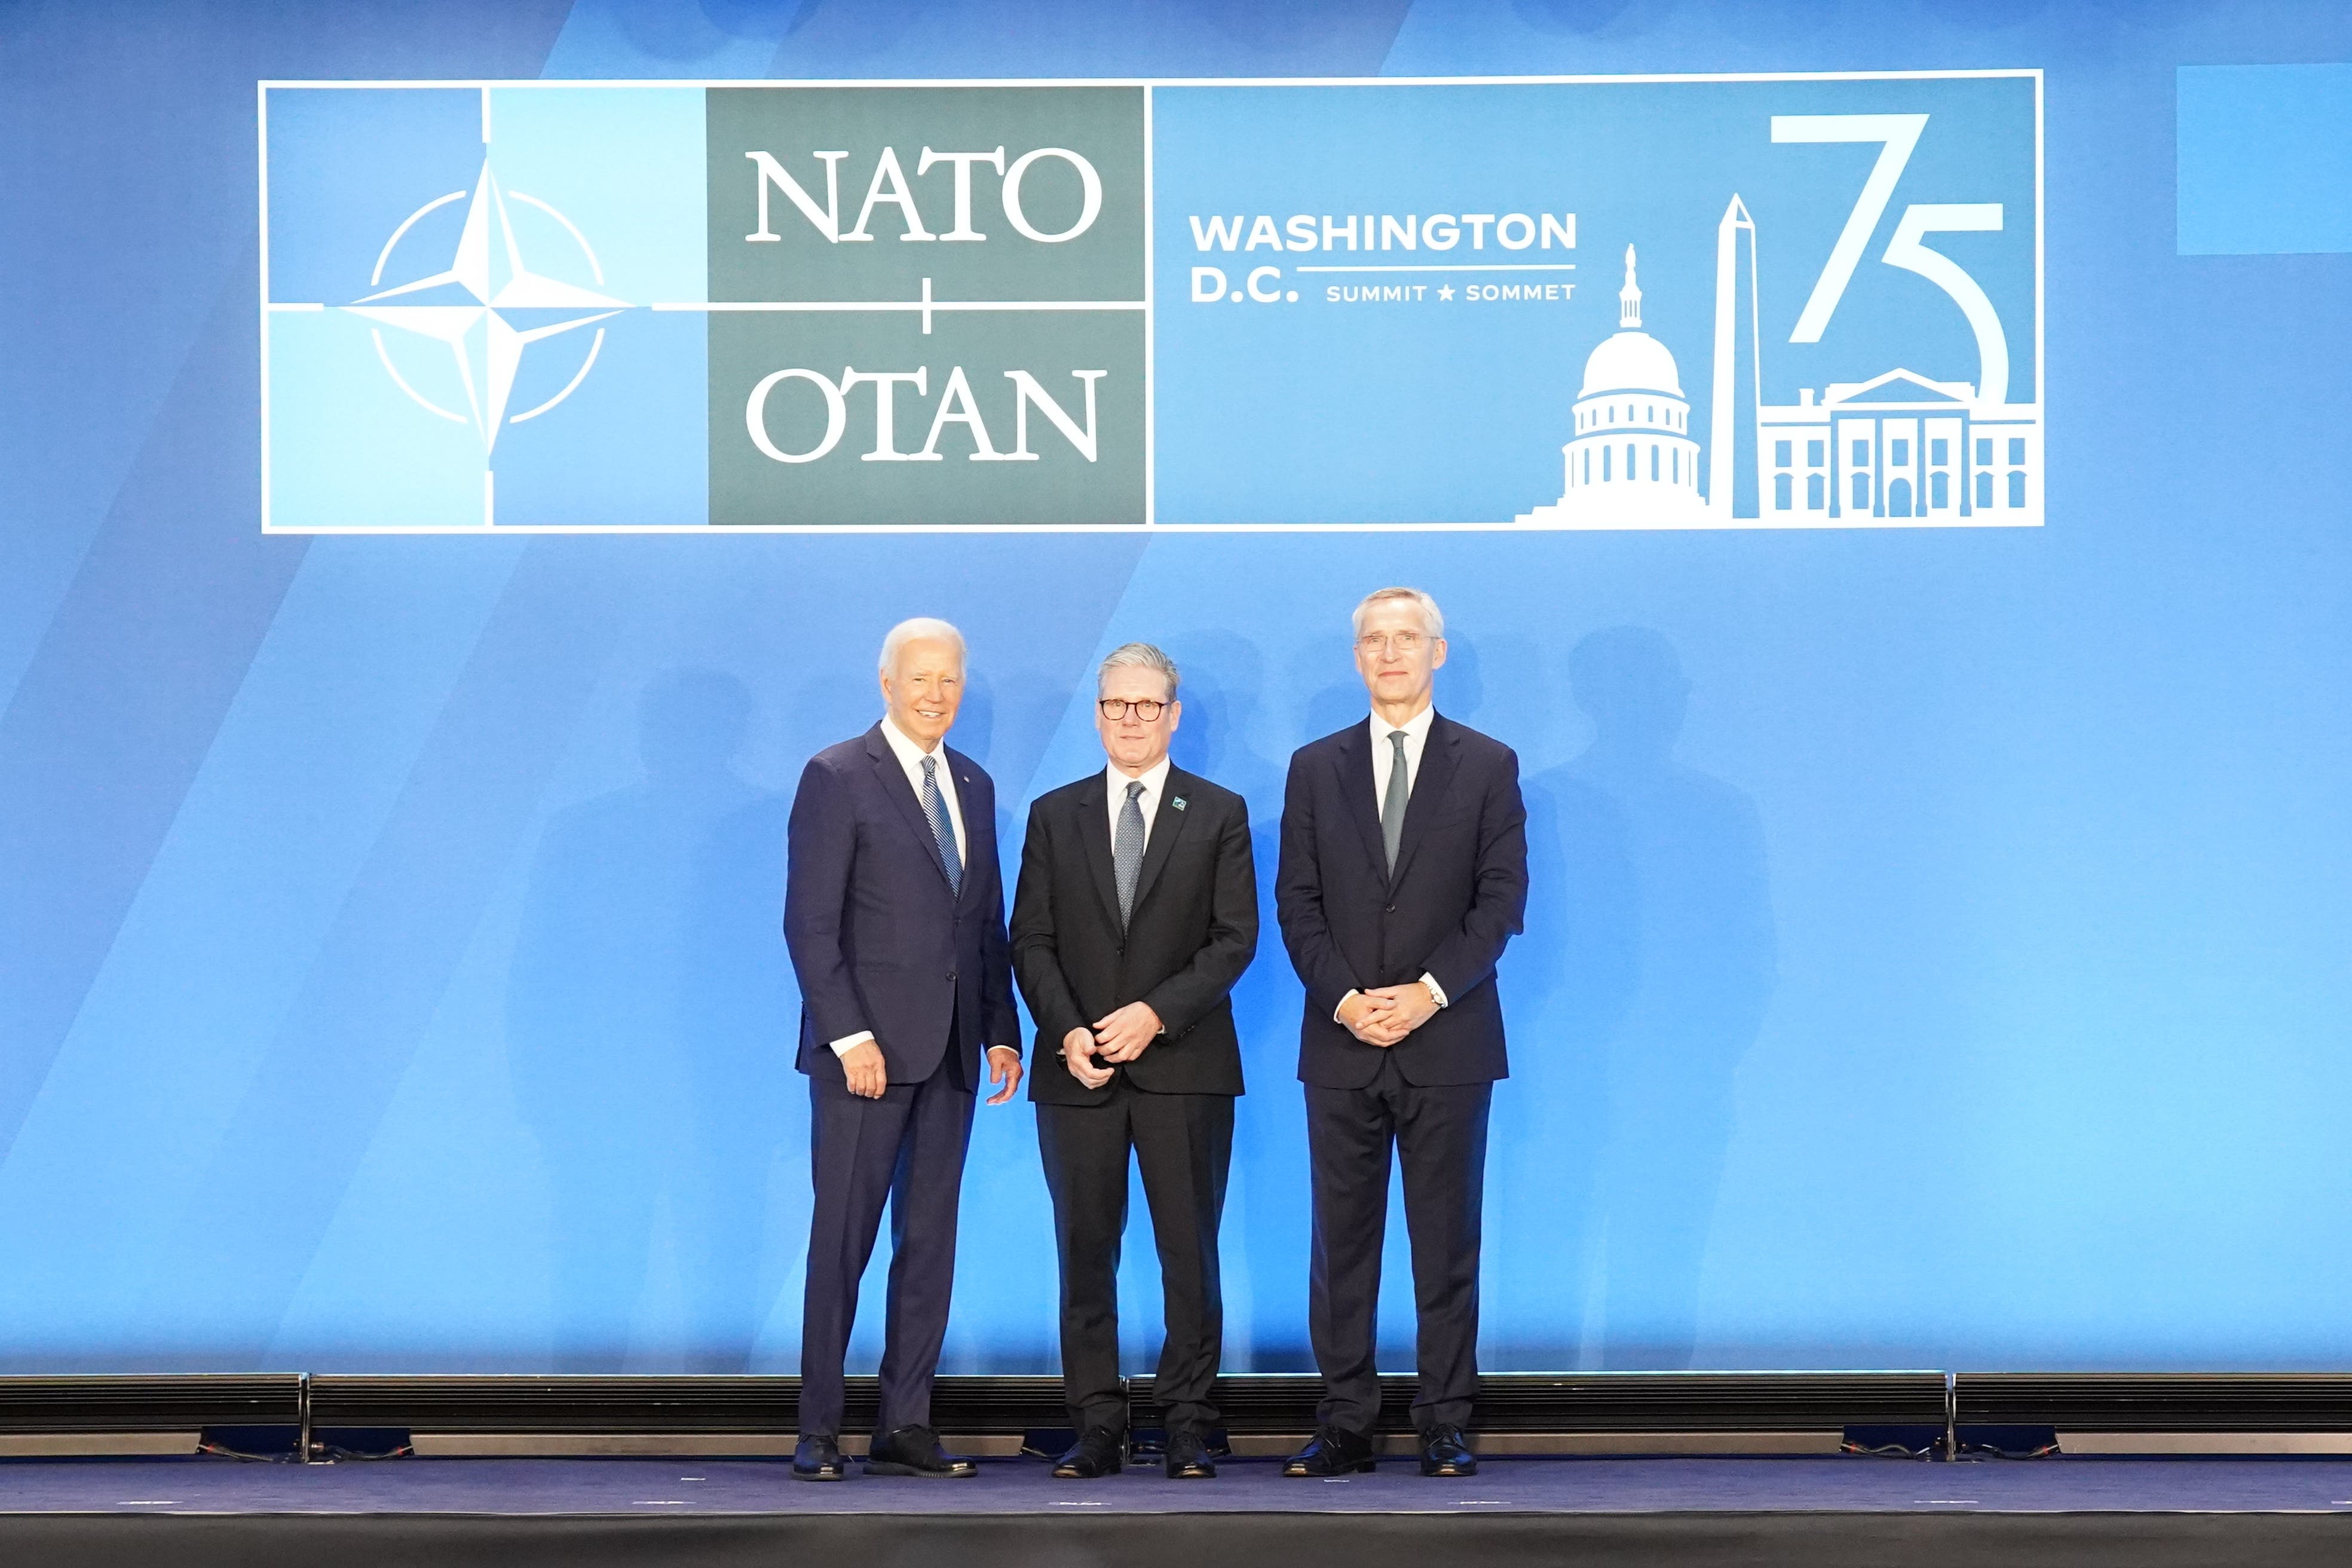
[12,1450,2352,1512]
[8,1454,2352,1566]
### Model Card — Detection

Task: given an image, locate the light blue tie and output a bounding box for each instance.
[920,755,962,895]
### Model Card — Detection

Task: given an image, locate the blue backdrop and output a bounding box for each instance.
[3,0,2350,1376]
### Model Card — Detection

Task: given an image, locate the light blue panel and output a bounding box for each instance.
[268,311,489,529]
[2179,65,2352,255]
[485,87,708,304]
[265,87,485,307]
[494,311,711,528]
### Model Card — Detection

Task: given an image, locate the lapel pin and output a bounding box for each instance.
[1172,796,1187,811]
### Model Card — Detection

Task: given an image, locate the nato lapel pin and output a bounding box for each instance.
[1172,796,1188,811]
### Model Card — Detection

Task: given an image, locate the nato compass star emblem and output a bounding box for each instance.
[345,161,623,452]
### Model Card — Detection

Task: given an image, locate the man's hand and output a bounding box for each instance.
[1337,990,1404,1048]
[840,1039,889,1099]
[1365,980,1440,1038]
[1092,1002,1162,1064]
[985,1045,1024,1105]
[1061,1026,1114,1090]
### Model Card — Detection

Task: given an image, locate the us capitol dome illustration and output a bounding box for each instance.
[1519,244,1706,526]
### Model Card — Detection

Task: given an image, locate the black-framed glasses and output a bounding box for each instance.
[1098,697,1168,721]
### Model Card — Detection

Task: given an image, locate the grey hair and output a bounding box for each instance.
[878,616,967,676]
[1350,586,1445,641]
[1097,641,1179,700]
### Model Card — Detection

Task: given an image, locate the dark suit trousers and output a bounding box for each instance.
[1037,1083,1233,1436]
[1305,1053,1491,1435]
[798,1051,976,1438]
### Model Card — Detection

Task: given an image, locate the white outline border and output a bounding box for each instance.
[257,69,2045,535]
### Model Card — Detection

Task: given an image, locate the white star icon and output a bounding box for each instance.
[344,162,624,452]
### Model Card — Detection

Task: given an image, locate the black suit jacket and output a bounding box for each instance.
[783,724,1020,1087]
[1012,765,1257,1104]
[1276,713,1529,1089]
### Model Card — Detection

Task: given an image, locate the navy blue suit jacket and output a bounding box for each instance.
[1276,712,1529,1089]
[783,724,1020,1087]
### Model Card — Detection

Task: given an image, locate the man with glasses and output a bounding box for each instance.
[1276,588,1528,1478]
[1012,643,1258,1481]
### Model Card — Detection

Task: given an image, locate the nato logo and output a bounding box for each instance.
[346,163,624,455]
[261,82,1145,531]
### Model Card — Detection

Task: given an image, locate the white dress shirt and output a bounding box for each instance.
[1339,702,1448,1021]
[831,716,970,1058]
[878,715,966,862]
[1104,755,1172,848]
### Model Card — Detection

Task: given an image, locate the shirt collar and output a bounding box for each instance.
[1107,754,1172,799]
[881,715,945,770]
[1368,703,1438,746]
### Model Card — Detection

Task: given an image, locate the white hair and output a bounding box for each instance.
[878,616,967,676]
[1350,586,1445,641]
[1097,641,1179,700]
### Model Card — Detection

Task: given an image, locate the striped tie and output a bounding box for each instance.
[920,755,961,895]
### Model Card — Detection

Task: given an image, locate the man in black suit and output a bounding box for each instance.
[1275,587,1528,1479]
[1012,643,1257,1482]
[782,617,1024,1482]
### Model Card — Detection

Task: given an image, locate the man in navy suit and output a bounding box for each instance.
[783,617,1024,1481]
[1276,587,1528,1480]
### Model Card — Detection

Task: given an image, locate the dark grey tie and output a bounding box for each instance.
[920,755,961,895]
[1382,730,1410,875]
[1114,779,1146,926]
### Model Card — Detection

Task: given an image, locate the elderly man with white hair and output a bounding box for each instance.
[783,617,1024,1482]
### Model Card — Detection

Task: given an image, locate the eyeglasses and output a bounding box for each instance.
[1355,632,1427,656]
[1098,697,1168,721]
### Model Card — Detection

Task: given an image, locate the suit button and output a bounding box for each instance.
[1385,904,1396,914]
[947,970,958,983]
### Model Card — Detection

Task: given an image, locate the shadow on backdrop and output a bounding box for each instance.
[1519,627,1775,1370]
[506,669,794,1371]
[1162,630,1306,1368]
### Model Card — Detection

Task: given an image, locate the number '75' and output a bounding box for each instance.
[1772,113,2010,406]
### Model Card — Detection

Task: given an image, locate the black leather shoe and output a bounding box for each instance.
[1283,1424,1376,1477]
[864,1424,978,1478]
[1419,1424,1477,1477]
[1051,1426,1125,1479]
[792,1434,847,1482]
[1164,1428,1217,1479]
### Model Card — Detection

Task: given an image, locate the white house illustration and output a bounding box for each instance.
[1521,194,2041,528]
